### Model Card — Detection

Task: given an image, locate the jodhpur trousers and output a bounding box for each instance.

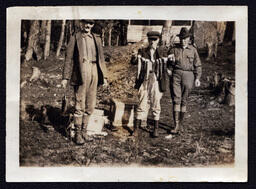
[136,72,163,121]
[170,69,194,112]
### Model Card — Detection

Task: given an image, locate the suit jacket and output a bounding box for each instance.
[62,31,108,86]
[131,46,167,92]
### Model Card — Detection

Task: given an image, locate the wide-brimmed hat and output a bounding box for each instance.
[177,27,191,39]
[80,19,95,24]
[147,31,161,39]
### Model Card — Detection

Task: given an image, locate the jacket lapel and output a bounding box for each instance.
[75,32,83,59]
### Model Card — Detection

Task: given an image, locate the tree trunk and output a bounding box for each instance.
[65,20,74,46]
[102,29,105,46]
[217,22,226,45]
[108,27,112,46]
[44,20,51,60]
[25,20,42,61]
[56,20,66,58]
[120,20,128,46]
[116,34,119,46]
[161,20,172,47]
[40,20,47,44]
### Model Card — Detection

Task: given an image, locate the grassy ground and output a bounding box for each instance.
[20,43,235,167]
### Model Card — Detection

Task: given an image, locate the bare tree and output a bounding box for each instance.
[108,21,113,46]
[161,20,173,47]
[56,20,66,58]
[120,20,128,46]
[116,35,119,46]
[102,28,105,46]
[44,20,51,59]
[40,20,47,43]
[25,20,42,61]
[217,22,226,45]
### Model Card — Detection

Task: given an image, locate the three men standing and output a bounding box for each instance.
[61,20,108,145]
[62,21,201,143]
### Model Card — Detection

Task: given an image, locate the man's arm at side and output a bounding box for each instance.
[193,48,202,80]
[62,35,76,80]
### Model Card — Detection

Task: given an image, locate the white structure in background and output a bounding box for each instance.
[126,20,192,45]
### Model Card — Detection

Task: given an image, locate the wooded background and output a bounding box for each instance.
[21,20,235,62]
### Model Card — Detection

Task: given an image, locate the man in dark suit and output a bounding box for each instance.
[61,20,108,145]
[131,31,167,138]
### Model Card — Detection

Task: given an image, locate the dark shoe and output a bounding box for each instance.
[170,111,180,134]
[152,120,159,138]
[74,125,85,145]
[133,119,141,137]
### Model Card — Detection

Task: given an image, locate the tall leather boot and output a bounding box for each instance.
[179,112,186,132]
[152,120,159,138]
[133,119,141,137]
[74,124,85,145]
[170,111,180,134]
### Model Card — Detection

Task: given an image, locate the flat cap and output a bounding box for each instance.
[147,31,161,39]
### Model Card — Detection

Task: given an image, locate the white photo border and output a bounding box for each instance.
[6,6,248,182]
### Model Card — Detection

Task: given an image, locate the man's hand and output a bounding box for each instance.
[61,79,68,89]
[195,79,201,87]
[168,54,175,62]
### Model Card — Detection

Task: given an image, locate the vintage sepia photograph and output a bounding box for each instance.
[6,6,247,182]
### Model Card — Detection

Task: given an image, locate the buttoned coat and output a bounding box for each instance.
[63,31,108,86]
[131,46,167,92]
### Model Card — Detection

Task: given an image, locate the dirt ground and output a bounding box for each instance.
[20,43,235,167]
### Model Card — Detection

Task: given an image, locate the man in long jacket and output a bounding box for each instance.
[61,20,108,145]
[167,27,202,134]
[131,31,167,138]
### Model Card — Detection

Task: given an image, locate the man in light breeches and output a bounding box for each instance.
[131,31,167,138]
